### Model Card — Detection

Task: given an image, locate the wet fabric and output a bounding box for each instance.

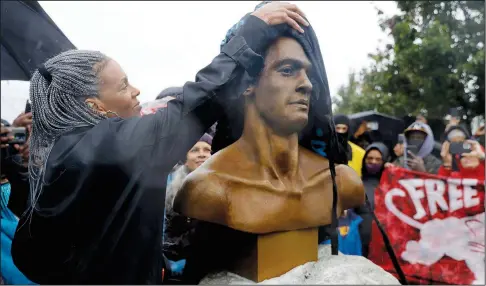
[1,1,75,80]
[11,16,272,285]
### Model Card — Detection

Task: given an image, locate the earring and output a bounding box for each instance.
[105,110,119,118]
[87,102,95,109]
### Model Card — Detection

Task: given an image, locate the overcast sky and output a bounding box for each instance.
[1,1,398,122]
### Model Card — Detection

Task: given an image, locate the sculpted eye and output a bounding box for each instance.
[280,66,295,76]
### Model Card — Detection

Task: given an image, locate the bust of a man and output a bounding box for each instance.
[173,37,364,234]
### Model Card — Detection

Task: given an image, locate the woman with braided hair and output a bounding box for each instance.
[11,2,309,284]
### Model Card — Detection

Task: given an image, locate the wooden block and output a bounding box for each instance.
[231,228,318,282]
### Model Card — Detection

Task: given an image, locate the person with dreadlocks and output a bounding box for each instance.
[170,3,383,284]
[11,2,310,284]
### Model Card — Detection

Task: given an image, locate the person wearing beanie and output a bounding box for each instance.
[162,133,213,278]
[333,114,366,176]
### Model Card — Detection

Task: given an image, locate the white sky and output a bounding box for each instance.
[1,1,398,122]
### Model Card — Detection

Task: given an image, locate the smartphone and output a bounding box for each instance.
[25,100,32,113]
[449,141,472,155]
[7,127,27,145]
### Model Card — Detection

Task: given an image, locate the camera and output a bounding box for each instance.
[449,141,471,155]
[4,127,27,145]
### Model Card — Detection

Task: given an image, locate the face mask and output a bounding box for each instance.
[407,138,424,154]
[366,163,382,175]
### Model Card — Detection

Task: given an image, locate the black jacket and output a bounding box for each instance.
[354,142,389,258]
[12,15,275,285]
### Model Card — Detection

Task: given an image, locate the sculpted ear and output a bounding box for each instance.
[243,85,255,97]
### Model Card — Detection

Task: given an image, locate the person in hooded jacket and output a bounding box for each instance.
[354,142,389,258]
[393,122,442,174]
[11,3,309,284]
[333,114,365,176]
[163,133,213,276]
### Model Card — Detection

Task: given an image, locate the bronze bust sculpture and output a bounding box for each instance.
[174,37,365,282]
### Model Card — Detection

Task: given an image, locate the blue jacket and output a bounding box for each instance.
[1,182,36,284]
[321,209,363,256]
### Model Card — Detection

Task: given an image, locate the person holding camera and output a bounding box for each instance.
[1,119,35,284]
[393,122,442,174]
[1,114,31,218]
[439,127,485,180]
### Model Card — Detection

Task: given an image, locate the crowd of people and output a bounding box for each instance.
[0,1,484,285]
[323,112,485,261]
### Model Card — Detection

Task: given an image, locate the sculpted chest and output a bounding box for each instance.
[204,171,340,234]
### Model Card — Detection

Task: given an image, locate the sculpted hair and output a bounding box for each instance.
[27,49,109,215]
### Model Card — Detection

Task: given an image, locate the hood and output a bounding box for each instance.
[333,114,350,128]
[212,2,346,164]
[404,121,435,158]
[361,142,389,178]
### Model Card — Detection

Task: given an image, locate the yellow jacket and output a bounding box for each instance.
[348,142,365,177]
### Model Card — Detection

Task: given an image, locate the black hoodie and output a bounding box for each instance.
[355,142,389,258]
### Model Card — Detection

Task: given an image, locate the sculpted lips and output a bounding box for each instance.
[289,99,309,109]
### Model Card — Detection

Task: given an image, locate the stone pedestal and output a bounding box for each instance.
[232,228,318,282]
[201,244,401,285]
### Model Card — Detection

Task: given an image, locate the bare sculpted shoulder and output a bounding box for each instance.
[175,144,364,233]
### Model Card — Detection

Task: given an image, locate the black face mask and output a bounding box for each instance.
[407,138,424,155]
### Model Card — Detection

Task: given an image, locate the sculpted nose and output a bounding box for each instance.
[296,72,312,98]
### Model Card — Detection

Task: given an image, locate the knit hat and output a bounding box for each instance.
[199,133,213,146]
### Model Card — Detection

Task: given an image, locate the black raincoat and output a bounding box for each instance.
[11,15,277,285]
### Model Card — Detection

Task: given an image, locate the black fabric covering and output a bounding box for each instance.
[1,1,76,80]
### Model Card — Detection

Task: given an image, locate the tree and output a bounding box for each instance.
[334,1,484,122]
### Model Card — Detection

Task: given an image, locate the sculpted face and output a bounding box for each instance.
[250,37,313,135]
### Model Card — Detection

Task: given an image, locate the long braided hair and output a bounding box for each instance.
[27,50,109,215]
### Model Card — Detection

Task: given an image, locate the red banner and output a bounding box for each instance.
[368,166,485,285]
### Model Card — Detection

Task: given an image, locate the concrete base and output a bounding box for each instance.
[200,244,400,285]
